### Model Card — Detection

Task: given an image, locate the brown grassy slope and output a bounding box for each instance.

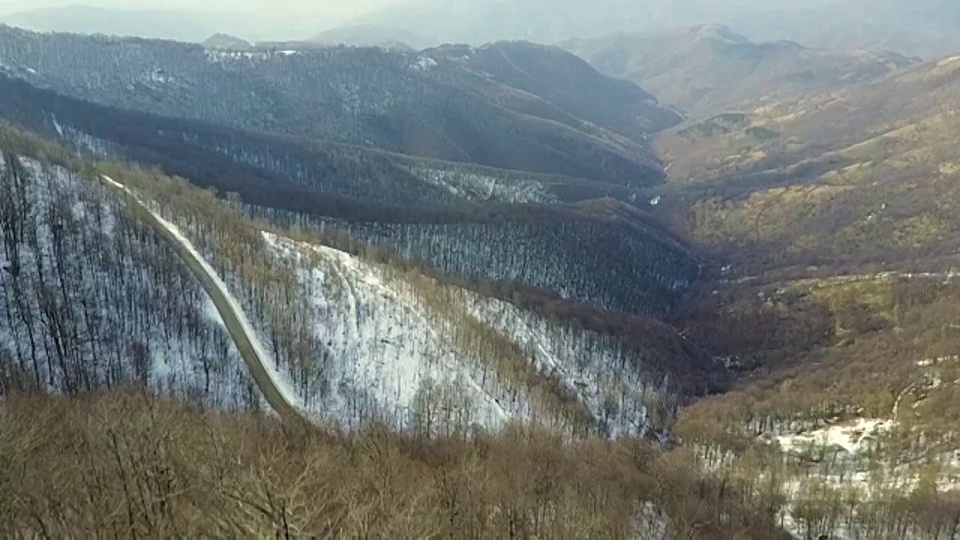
[653,55,960,456]
[654,55,960,278]
[640,56,960,536]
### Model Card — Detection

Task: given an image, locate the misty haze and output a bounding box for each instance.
[0,0,959,538]
[0,0,957,57]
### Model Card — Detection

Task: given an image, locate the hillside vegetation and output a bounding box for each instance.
[0,73,638,208]
[0,73,699,320]
[7,16,960,536]
[0,131,256,408]
[0,25,679,185]
[96,153,708,437]
[0,128,767,539]
[1,123,713,439]
[302,205,698,318]
[646,50,960,538]
[657,55,960,276]
[0,390,790,539]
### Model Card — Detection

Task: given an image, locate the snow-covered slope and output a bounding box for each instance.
[0,153,257,409]
[260,233,683,437]
[99,174,304,420]
[264,233,529,433]
[0,145,692,438]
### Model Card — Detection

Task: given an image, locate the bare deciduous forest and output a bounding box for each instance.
[0,390,789,539]
[2,13,960,537]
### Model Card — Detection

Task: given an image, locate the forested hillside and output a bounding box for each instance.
[428,41,681,141]
[0,390,792,538]
[656,55,960,275]
[0,73,645,208]
[8,14,960,536]
[293,204,699,318]
[94,152,711,437]
[0,131,257,409]
[0,122,712,438]
[0,73,699,320]
[0,25,679,185]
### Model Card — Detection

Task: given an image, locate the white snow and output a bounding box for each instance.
[776,418,893,455]
[260,232,671,437]
[411,55,438,72]
[0,159,254,410]
[204,50,271,63]
[937,55,960,68]
[916,354,960,367]
[407,165,556,203]
[50,114,64,138]
[262,232,522,432]
[148,70,172,84]
[100,175,306,415]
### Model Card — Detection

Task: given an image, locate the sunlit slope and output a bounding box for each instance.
[655,56,960,276]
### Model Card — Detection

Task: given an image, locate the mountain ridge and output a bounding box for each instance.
[563,24,917,117]
[0,24,679,185]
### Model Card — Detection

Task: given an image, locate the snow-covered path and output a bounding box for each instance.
[99,175,308,424]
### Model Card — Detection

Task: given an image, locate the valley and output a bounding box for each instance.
[1,15,959,538]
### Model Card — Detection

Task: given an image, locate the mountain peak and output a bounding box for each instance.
[202,33,251,50]
[689,24,749,45]
[309,24,423,51]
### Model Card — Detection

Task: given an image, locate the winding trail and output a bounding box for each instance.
[99,175,309,426]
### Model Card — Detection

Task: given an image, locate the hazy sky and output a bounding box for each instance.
[1,0,953,59]
[0,0,404,18]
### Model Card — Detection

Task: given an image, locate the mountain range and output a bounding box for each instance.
[6,1,960,60]
[2,12,960,539]
[563,24,917,117]
[0,25,677,185]
[351,0,960,59]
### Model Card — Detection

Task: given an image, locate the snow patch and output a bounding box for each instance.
[916,354,960,367]
[261,232,522,432]
[937,55,960,68]
[776,418,893,455]
[406,165,556,203]
[411,55,438,72]
[50,114,64,138]
[204,50,271,63]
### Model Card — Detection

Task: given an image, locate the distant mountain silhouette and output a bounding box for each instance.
[564,25,917,117]
[203,33,252,50]
[310,24,425,51]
